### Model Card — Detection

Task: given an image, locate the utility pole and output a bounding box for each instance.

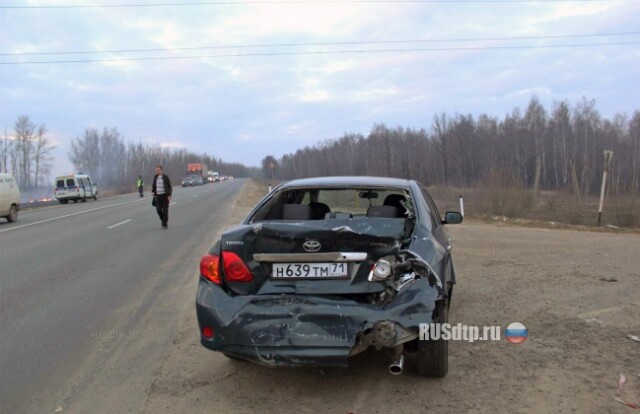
[597,150,613,227]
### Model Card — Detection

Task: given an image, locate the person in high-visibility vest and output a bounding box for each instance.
[137,175,144,197]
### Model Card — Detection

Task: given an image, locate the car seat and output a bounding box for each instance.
[383,194,407,217]
[308,202,331,220]
[282,204,312,220]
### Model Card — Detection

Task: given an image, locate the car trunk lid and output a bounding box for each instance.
[220,218,407,295]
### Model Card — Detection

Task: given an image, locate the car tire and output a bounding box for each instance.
[94,195,98,201]
[81,197,87,202]
[60,200,68,204]
[417,299,448,377]
[7,205,18,223]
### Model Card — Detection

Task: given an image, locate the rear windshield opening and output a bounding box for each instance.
[56,180,65,188]
[251,188,412,222]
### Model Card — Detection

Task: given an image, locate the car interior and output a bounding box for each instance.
[253,188,411,221]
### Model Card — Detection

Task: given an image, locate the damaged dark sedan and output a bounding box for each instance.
[196,176,462,377]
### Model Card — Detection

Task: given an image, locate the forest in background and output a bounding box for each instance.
[262,97,640,197]
[3,97,639,205]
[0,119,252,192]
[65,127,251,190]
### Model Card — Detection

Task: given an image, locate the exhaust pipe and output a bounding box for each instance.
[388,344,404,375]
[388,354,404,375]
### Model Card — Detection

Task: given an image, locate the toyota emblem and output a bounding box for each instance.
[303,240,321,253]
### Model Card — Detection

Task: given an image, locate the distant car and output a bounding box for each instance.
[182,177,193,187]
[0,173,20,222]
[54,173,98,204]
[192,176,204,186]
[196,176,463,377]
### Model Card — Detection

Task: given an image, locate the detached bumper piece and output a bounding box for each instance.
[196,278,437,367]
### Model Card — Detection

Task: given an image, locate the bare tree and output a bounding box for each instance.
[32,125,55,187]
[14,115,36,189]
[69,128,101,179]
[1,127,13,173]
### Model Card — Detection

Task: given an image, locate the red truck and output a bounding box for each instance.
[186,163,208,183]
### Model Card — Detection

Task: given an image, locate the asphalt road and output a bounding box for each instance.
[0,178,246,413]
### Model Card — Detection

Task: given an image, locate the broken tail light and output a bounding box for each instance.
[200,254,221,284]
[221,251,254,282]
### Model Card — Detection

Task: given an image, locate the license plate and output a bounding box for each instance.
[271,262,349,279]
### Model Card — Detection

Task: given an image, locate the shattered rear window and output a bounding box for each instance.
[249,187,413,222]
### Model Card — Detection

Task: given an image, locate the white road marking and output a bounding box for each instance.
[170,202,177,206]
[0,198,145,234]
[107,219,132,229]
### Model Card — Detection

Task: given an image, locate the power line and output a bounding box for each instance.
[3,31,638,56]
[2,40,638,65]
[0,0,624,9]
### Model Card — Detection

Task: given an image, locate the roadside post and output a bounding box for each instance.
[269,162,275,193]
[597,150,613,227]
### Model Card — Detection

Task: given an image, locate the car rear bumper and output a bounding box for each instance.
[195,278,437,367]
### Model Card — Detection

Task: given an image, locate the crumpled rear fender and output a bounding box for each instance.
[196,278,438,367]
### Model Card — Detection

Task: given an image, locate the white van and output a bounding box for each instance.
[0,173,21,222]
[54,173,98,204]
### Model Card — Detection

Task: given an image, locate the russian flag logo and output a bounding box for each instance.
[505,322,528,344]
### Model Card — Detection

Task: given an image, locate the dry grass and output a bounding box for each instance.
[428,185,639,230]
[610,194,639,228]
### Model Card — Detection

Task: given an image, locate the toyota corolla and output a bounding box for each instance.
[196,176,462,376]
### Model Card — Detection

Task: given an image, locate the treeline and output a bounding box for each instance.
[69,127,252,188]
[263,97,640,194]
[0,116,56,190]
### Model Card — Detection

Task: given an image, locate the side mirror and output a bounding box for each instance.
[443,212,463,225]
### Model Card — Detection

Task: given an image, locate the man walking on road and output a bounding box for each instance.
[152,165,172,229]
[137,175,144,197]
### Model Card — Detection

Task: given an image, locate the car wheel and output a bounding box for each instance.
[94,195,98,201]
[81,197,87,202]
[60,200,68,204]
[74,199,78,203]
[417,299,448,377]
[7,205,18,223]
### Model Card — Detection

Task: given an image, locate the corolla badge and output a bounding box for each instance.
[303,240,321,253]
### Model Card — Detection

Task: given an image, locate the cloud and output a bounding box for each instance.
[159,141,185,149]
[2,0,638,172]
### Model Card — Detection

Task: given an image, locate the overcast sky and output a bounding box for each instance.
[1,0,639,177]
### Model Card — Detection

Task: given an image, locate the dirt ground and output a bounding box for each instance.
[142,180,640,414]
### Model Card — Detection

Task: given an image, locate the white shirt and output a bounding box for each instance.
[156,175,165,195]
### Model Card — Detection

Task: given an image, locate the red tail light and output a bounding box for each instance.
[221,251,254,282]
[200,254,221,284]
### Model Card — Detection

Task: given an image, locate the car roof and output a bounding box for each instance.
[279,176,414,189]
[55,174,89,179]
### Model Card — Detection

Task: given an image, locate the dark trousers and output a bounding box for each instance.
[138,186,144,197]
[155,194,169,226]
